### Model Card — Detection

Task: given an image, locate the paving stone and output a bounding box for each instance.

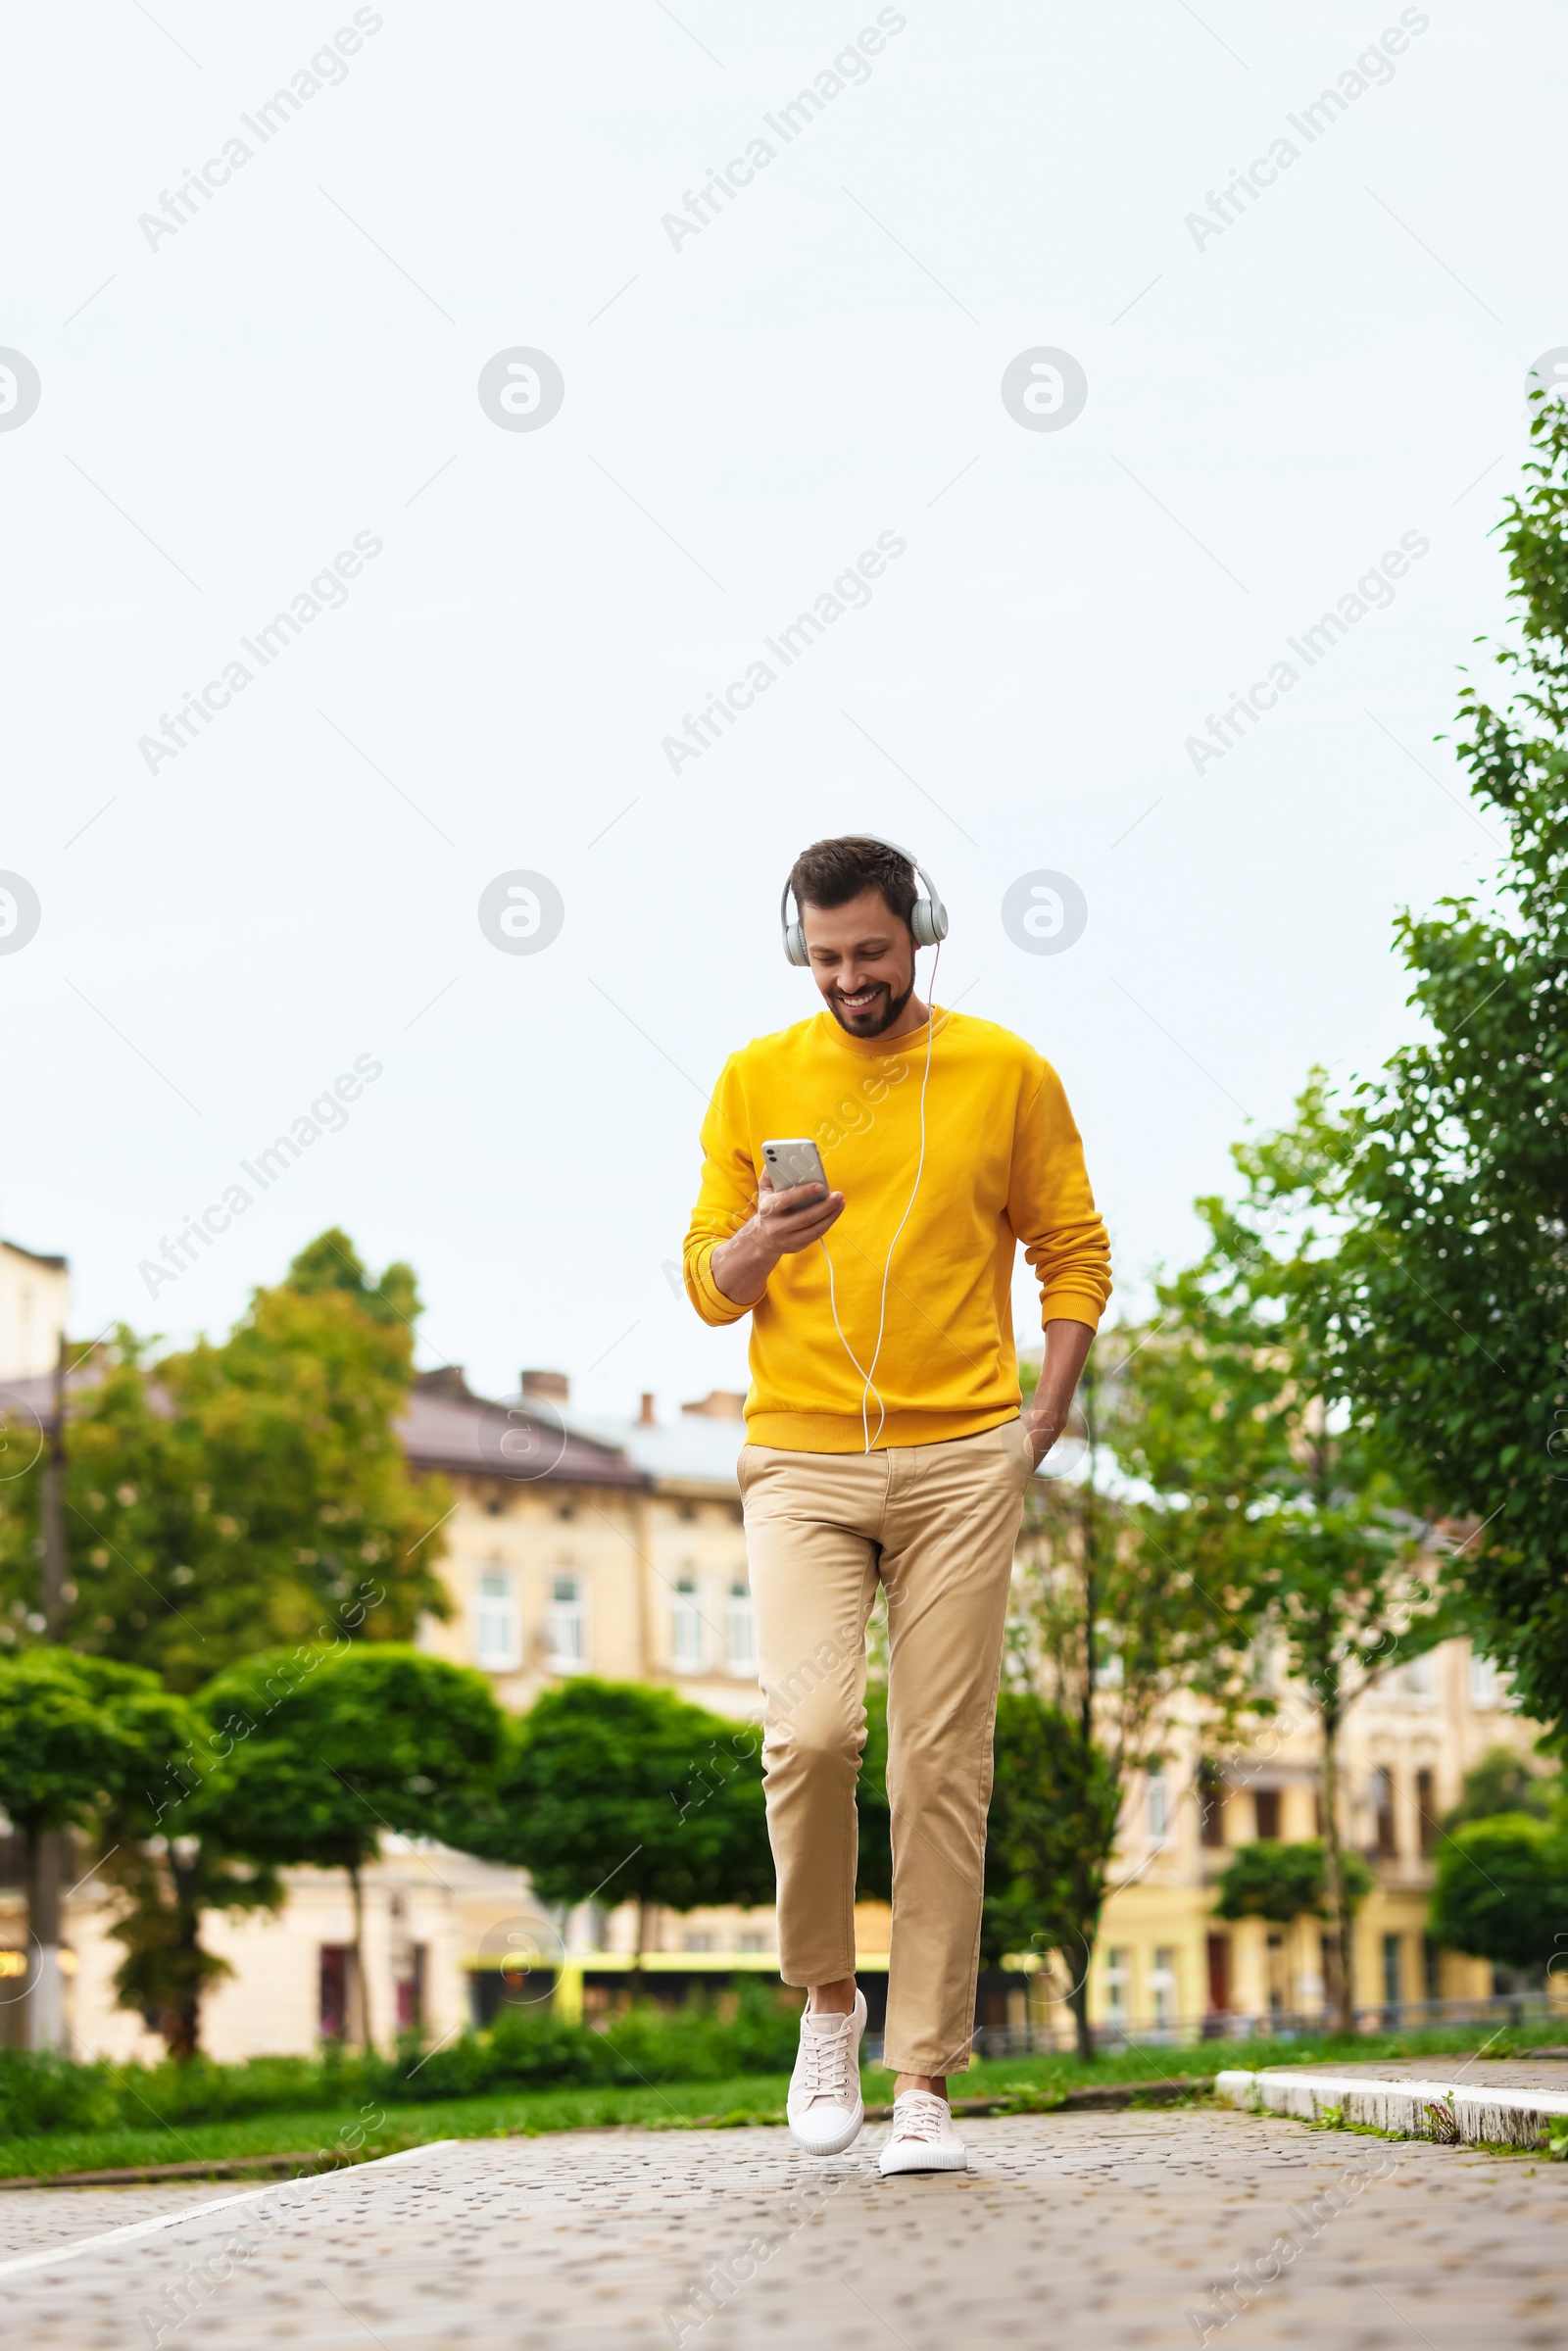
[0,2109,1562,2348]
[0,2182,245,2262]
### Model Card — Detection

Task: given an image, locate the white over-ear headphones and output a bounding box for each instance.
[780,836,949,964]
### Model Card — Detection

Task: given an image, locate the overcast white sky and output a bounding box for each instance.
[2,0,1562,1419]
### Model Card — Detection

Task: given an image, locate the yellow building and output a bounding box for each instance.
[13,1370,777,2061]
[9,1362,1554,2060]
[1026,1636,1537,2050]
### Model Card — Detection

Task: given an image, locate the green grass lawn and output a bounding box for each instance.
[0,2023,1529,2184]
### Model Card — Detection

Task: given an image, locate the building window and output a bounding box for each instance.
[1152,1946,1176,2030]
[1415,1767,1437,1855]
[1147,1763,1168,1841]
[546,1573,586,1670]
[1403,1652,1434,1697]
[1104,1946,1131,2026]
[1253,1788,1281,1841]
[1469,1651,1498,1709]
[739,1932,767,1953]
[1370,1768,1397,1856]
[1206,1933,1232,2015]
[396,1946,426,2034]
[683,1932,712,1953]
[319,1945,358,2043]
[1199,1762,1227,1848]
[1266,1928,1286,2014]
[1382,1932,1403,2008]
[672,1580,703,1673]
[726,1582,757,1676]
[475,1567,519,1671]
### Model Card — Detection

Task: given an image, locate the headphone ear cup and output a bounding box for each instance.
[784,920,809,967]
[910,898,938,949]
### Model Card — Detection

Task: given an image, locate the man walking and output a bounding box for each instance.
[683,836,1110,2174]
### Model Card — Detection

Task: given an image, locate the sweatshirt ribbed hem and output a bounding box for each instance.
[744,1405,1018,1454]
[1036,1288,1108,1330]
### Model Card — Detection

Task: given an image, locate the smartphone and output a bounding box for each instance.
[762,1138,829,1201]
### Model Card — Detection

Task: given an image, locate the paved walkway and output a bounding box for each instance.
[1,2107,1564,2348]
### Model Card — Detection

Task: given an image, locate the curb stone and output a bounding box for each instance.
[1216,2066,1568,2149]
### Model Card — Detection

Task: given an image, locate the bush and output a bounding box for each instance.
[0,1981,804,2140]
[1212,1840,1375,1926]
[1429,1813,1568,1973]
[0,2049,122,2139]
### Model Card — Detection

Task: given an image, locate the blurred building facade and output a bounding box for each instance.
[3,1363,1549,2059]
[0,1238,69,1382]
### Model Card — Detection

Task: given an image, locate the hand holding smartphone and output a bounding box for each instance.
[710,1138,845,1299]
[761,1138,829,1199]
[755,1137,844,1256]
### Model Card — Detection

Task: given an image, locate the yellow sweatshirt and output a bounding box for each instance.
[684,1005,1111,1452]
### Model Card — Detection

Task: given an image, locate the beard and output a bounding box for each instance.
[825,975,914,1037]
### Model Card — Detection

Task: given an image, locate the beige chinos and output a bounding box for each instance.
[738,1417,1035,2078]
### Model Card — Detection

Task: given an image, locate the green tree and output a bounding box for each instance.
[1212,1839,1374,1927]
[0,1234,452,1690]
[99,1773,283,2064]
[198,1644,504,2049]
[1446,1744,1561,1829]
[1328,393,1568,1741]
[281,1225,420,1328]
[1009,1343,1260,2058]
[981,1687,1121,2012]
[483,1680,773,1973]
[0,1650,189,2047]
[1118,1151,1452,2028]
[1429,1813,1568,1976]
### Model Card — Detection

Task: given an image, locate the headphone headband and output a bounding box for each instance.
[781,835,949,965]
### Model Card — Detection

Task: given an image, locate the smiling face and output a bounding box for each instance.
[800,886,919,1039]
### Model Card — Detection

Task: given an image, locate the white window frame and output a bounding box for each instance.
[1147,1764,1169,1842]
[1469,1650,1498,1709]
[1104,1946,1131,2023]
[672,1579,703,1674]
[726,1582,757,1676]
[1151,1947,1177,2030]
[475,1565,519,1672]
[1403,1652,1435,1698]
[546,1572,587,1671]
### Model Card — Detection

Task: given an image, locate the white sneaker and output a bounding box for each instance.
[878,2089,967,2176]
[786,1989,867,2156]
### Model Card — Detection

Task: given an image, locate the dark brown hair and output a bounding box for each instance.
[788,836,916,930]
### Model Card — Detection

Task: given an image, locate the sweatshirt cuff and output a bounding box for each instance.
[1038,1287,1108,1332]
[686,1244,762,1327]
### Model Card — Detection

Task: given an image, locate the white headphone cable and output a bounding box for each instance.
[820,937,941,1452]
